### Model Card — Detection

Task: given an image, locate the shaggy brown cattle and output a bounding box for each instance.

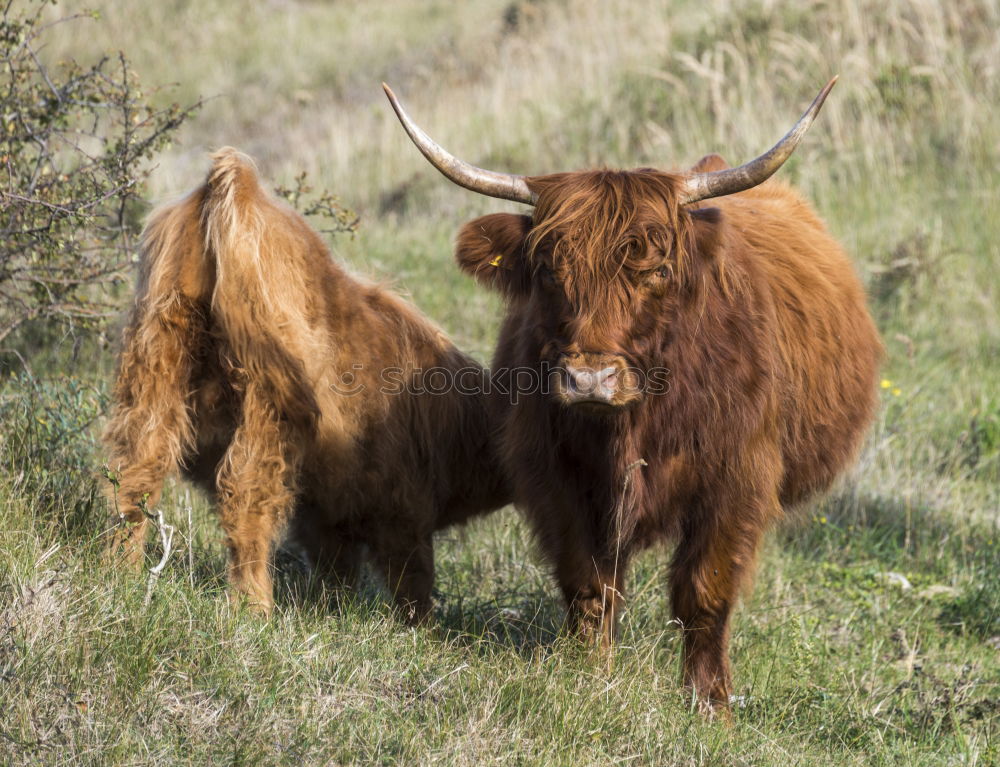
[385,79,881,710]
[104,148,508,619]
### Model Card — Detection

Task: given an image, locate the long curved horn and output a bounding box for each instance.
[382,83,536,206]
[680,76,838,205]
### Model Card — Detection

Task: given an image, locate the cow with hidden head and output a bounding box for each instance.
[384,78,881,712]
[103,148,509,620]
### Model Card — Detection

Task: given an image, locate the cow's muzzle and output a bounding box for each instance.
[553,354,641,410]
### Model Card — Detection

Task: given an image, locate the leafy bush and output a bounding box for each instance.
[273,171,359,238]
[0,372,107,538]
[0,0,199,354]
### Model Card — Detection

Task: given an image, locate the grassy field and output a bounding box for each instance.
[2,0,999,763]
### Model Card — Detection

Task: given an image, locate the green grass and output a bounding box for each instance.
[2,478,997,764]
[2,0,999,763]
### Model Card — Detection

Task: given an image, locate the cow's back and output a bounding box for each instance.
[720,182,882,506]
[293,256,509,531]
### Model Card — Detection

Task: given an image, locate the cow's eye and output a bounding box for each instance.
[654,265,670,280]
[620,238,640,258]
[537,264,557,287]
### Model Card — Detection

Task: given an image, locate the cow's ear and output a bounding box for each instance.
[455,213,533,296]
[686,206,724,262]
[690,153,730,173]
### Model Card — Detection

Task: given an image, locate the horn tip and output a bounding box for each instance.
[382,82,396,100]
[811,76,839,114]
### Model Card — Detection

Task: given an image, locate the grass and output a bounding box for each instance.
[2,0,999,763]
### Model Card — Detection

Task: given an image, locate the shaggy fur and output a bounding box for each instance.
[104,148,508,618]
[453,153,882,711]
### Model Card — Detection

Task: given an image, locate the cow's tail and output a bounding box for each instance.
[103,149,319,559]
[201,147,321,430]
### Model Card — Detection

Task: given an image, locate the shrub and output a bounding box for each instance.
[0,0,199,356]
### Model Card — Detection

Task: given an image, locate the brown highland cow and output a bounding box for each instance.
[104,148,508,619]
[385,78,882,711]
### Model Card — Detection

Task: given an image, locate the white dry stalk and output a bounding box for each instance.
[421,663,469,699]
[144,509,176,606]
[607,459,647,618]
[187,504,194,589]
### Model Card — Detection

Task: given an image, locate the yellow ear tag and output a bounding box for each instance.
[489,254,503,267]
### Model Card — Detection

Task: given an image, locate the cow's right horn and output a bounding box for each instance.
[679,77,838,205]
[383,83,537,206]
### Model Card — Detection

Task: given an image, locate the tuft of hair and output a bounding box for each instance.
[527,170,692,286]
[198,147,322,429]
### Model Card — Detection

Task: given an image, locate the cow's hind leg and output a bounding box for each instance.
[215,387,299,614]
[288,506,364,593]
[371,520,435,625]
[104,465,157,568]
[103,294,203,567]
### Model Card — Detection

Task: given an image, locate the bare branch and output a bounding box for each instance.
[144,509,175,606]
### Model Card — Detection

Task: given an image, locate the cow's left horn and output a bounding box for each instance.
[679,77,838,205]
[383,83,537,206]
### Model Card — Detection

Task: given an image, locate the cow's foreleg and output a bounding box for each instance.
[215,388,299,614]
[669,488,777,716]
[557,550,629,651]
[535,505,629,650]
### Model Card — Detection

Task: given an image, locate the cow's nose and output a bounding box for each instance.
[564,365,619,404]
